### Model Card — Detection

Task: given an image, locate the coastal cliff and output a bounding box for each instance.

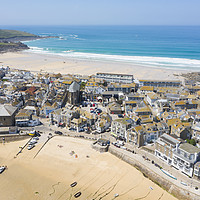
[0,41,29,53]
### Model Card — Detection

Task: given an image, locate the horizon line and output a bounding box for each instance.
[1,24,200,27]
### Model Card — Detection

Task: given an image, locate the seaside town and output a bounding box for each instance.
[0,65,200,199]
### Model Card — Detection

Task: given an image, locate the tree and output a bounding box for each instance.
[55,73,62,78]
[186,139,196,146]
[80,82,86,90]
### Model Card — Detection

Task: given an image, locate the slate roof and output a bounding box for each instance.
[69,81,80,92]
[0,104,17,117]
[179,143,200,154]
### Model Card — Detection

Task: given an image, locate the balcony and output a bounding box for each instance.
[173,160,177,165]
[178,163,184,168]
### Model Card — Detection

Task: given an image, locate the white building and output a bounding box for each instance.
[172,143,200,177]
[111,117,133,140]
[155,134,181,165]
[96,73,134,84]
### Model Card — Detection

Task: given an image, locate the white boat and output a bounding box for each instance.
[0,166,6,174]
[161,169,177,180]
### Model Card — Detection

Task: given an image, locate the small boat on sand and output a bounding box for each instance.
[70,182,77,187]
[0,166,6,174]
[74,192,81,198]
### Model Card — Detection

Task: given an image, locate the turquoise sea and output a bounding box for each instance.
[1,25,200,70]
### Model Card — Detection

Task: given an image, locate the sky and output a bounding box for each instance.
[0,0,200,26]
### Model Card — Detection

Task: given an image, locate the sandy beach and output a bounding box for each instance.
[0,51,186,80]
[0,136,177,200]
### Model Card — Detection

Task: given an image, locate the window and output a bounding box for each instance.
[184,153,187,158]
[189,154,194,160]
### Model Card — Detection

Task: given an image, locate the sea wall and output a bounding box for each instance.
[91,142,109,153]
[0,134,30,143]
[108,146,200,200]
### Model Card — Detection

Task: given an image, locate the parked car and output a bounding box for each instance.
[55,131,63,135]
[112,142,120,148]
[78,128,84,132]
[28,140,37,145]
[118,141,124,146]
[27,144,35,150]
[96,108,102,113]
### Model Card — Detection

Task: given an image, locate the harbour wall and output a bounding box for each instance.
[0,134,30,143]
[108,146,200,200]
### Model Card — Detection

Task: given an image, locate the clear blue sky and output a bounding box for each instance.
[0,0,200,26]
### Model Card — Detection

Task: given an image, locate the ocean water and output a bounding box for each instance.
[1,25,200,70]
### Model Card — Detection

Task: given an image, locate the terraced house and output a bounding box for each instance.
[111,117,134,140]
[155,134,181,165]
[129,122,169,147]
[139,79,181,88]
[96,72,134,84]
[172,143,200,177]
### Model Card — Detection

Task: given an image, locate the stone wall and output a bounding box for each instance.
[0,134,30,143]
[91,142,109,153]
[108,146,200,200]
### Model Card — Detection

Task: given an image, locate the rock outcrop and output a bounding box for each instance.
[0,42,29,53]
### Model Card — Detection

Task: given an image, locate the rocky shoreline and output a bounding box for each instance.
[180,72,200,83]
[0,33,58,54]
[0,42,29,53]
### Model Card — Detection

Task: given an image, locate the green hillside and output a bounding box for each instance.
[0,29,36,39]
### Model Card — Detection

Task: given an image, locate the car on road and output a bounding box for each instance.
[27,144,35,150]
[112,142,120,148]
[118,141,124,146]
[69,127,76,131]
[55,131,63,135]
[32,137,39,140]
[78,128,84,132]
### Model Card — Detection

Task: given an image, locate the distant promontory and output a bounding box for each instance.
[0,29,56,53]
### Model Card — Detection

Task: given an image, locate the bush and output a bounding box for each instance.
[186,139,196,146]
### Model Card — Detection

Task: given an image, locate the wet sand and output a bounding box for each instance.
[0,51,185,80]
[0,137,177,200]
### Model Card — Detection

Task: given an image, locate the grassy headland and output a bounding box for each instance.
[0,29,40,53]
[0,29,36,40]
